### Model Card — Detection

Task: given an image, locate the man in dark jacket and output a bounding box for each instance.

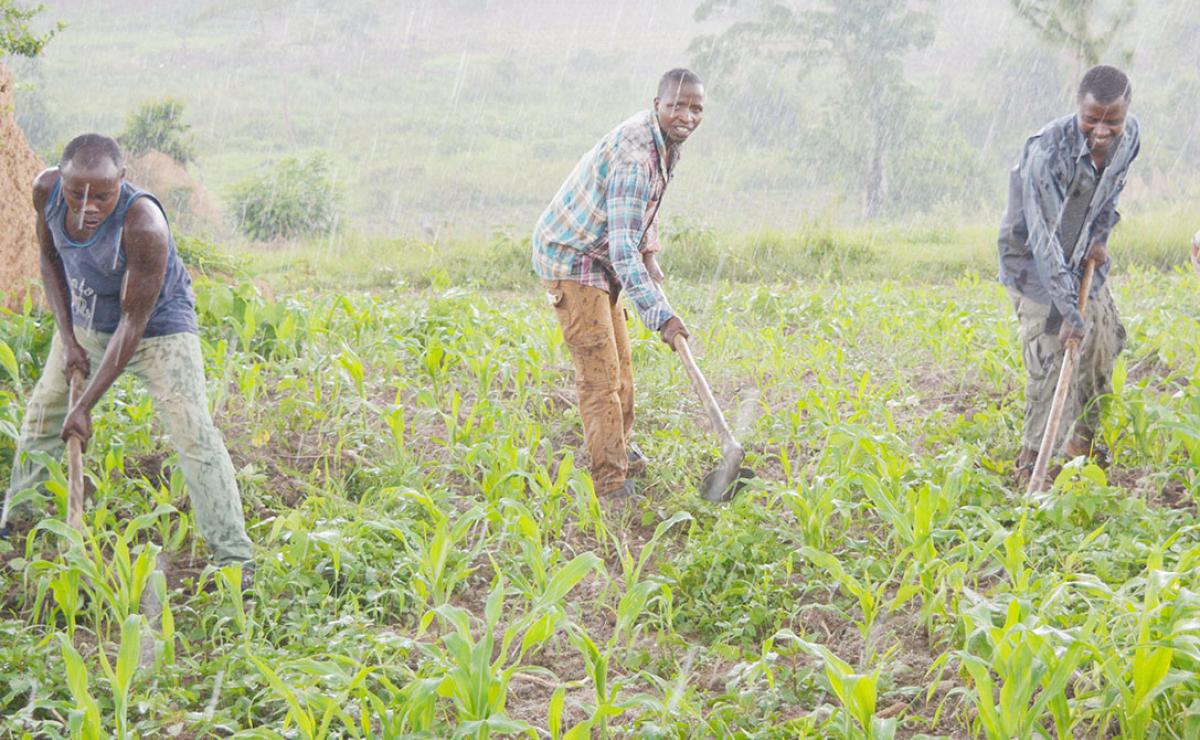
[997,66,1139,482]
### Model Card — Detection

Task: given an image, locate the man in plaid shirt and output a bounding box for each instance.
[533,68,703,500]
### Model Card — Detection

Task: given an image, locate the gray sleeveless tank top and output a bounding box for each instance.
[44,178,198,337]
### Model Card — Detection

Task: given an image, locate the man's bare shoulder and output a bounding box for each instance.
[31,167,61,207]
[122,197,171,257]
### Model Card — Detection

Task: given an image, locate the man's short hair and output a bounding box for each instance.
[60,133,124,171]
[1078,65,1131,104]
[658,68,703,98]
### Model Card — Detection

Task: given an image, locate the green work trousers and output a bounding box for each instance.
[1010,285,1126,455]
[3,330,252,564]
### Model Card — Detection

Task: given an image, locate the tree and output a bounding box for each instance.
[692,0,935,218]
[1,1,60,58]
[1009,0,1135,73]
[119,98,196,165]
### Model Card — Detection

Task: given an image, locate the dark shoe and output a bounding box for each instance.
[0,513,35,545]
[0,507,34,540]
[1013,448,1037,488]
[239,562,256,592]
[599,480,636,500]
[627,444,649,478]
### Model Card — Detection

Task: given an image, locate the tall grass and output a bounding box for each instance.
[237,200,1199,293]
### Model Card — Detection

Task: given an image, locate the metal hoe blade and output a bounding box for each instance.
[700,458,754,502]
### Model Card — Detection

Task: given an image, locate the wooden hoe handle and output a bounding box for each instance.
[67,369,86,531]
[1026,259,1097,495]
[672,335,742,457]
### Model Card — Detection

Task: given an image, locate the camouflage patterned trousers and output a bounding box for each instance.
[2,330,253,564]
[1010,285,1126,455]
[544,279,635,495]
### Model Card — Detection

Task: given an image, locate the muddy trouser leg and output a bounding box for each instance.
[128,332,252,565]
[1071,285,1125,442]
[546,280,629,495]
[1012,291,1080,456]
[611,296,635,444]
[2,331,107,528]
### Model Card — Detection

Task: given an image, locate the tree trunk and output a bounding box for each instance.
[863,108,889,220]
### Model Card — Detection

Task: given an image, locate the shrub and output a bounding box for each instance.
[118,98,195,164]
[174,233,245,277]
[227,154,341,241]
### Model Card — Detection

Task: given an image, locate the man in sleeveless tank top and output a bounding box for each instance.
[0,134,253,571]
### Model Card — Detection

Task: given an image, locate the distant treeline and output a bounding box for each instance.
[8,0,1198,235]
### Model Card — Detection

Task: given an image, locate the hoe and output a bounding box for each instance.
[672,335,753,501]
[65,369,86,530]
[0,370,86,537]
[1026,259,1096,495]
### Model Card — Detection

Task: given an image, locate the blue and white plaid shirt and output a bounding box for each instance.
[532,110,679,331]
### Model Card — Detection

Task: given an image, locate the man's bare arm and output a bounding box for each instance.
[32,168,91,379]
[60,198,168,444]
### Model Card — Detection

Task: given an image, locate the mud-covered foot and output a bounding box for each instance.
[1064,435,1112,468]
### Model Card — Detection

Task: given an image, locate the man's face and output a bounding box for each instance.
[60,159,124,232]
[1077,92,1130,158]
[655,82,705,146]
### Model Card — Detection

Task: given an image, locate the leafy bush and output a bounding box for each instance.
[0,1,61,57]
[173,233,246,277]
[118,98,194,164]
[227,154,341,241]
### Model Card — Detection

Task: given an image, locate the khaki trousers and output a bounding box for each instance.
[545,280,634,494]
[1010,285,1126,454]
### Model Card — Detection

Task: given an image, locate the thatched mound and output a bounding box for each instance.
[124,149,226,237]
[0,63,44,311]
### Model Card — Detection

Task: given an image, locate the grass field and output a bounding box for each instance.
[17,0,1199,240]
[2,224,1200,737]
